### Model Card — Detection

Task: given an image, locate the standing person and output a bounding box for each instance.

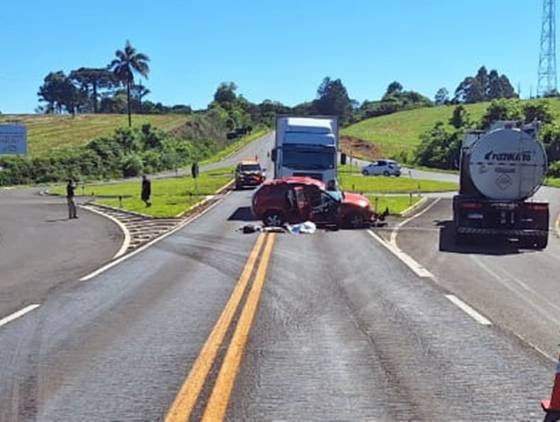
[66,179,78,219]
[141,175,152,207]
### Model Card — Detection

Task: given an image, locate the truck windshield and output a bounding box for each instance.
[240,164,261,171]
[282,149,335,170]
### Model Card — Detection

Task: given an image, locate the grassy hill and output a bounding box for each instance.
[0,114,188,157]
[341,98,560,160]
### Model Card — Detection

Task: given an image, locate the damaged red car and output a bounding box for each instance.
[251,176,379,229]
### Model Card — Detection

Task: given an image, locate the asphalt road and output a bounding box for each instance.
[0,136,556,420]
[1,132,559,420]
[393,185,560,360]
[0,183,554,421]
[0,188,122,318]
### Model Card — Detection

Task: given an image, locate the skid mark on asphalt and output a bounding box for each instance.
[80,192,229,282]
[165,233,276,422]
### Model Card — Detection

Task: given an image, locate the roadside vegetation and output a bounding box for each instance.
[341,103,489,158]
[50,167,234,218]
[0,114,187,156]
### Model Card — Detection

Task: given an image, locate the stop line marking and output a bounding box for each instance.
[0,304,40,329]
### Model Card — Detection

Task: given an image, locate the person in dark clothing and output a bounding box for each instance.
[141,175,152,207]
[66,179,78,219]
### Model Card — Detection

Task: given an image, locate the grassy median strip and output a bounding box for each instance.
[366,195,422,215]
[49,167,234,218]
[339,173,458,194]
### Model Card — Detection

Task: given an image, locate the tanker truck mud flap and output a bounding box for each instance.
[453,196,549,249]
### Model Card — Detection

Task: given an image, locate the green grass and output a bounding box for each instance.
[0,113,188,157]
[337,163,361,174]
[341,98,560,159]
[339,174,458,193]
[341,103,489,158]
[49,167,234,218]
[201,128,269,165]
[366,194,422,215]
[545,178,560,188]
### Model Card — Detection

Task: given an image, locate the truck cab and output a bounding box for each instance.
[272,116,338,182]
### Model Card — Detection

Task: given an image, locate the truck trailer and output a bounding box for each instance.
[453,121,549,249]
[271,116,338,182]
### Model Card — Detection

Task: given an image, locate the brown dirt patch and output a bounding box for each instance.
[340,136,383,161]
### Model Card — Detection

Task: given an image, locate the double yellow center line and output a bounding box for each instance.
[165,233,275,422]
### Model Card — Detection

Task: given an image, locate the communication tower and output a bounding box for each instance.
[538,0,557,97]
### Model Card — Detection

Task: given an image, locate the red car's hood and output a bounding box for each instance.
[342,192,371,209]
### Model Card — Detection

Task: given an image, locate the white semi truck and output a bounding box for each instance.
[271,116,338,182]
[453,121,549,248]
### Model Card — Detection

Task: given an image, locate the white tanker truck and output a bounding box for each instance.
[453,121,549,249]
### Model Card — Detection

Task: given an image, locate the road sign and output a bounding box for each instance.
[0,125,27,155]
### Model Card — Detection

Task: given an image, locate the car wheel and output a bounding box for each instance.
[383,171,390,177]
[362,170,369,176]
[345,213,365,229]
[263,211,284,227]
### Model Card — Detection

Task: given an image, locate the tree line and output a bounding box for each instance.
[434,66,517,105]
[37,41,157,126]
[415,99,560,177]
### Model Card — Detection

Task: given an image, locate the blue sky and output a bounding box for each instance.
[0,0,545,113]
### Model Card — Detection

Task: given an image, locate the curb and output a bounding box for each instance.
[86,202,155,219]
[79,192,230,282]
[175,179,234,218]
[80,204,131,259]
[400,196,429,217]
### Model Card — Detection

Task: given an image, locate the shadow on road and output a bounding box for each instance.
[228,207,258,222]
[45,218,70,223]
[437,220,526,256]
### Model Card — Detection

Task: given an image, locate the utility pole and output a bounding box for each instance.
[538,0,557,97]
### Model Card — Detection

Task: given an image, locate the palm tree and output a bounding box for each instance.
[109,41,150,127]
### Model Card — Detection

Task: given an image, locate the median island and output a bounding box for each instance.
[49,167,234,218]
[338,165,458,215]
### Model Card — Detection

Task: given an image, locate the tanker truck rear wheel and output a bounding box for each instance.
[531,236,548,249]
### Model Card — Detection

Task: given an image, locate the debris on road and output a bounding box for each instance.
[286,221,316,234]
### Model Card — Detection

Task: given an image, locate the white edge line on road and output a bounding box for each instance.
[80,205,131,259]
[445,295,492,326]
[80,191,231,282]
[399,196,428,217]
[390,197,442,246]
[0,304,40,328]
[367,230,434,278]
